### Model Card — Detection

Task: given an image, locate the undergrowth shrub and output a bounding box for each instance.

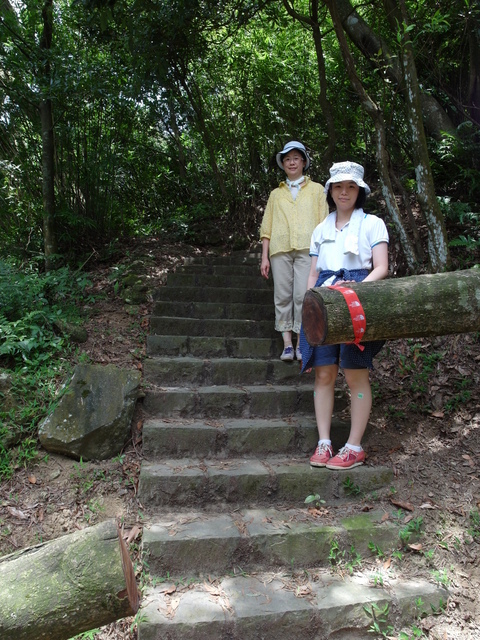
[0,261,91,364]
[0,261,92,479]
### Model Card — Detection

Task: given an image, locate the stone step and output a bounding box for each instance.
[146,335,281,359]
[184,252,262,266]
[153,286,274,304]
[143,357,305,386]
[166,272,270,289]
[149,316,276,338]
[142,506,401,576]
[139,251,451,639]
[142,417,351,459]
[138,456,394,508]
[174,263,262,276]
[138,573,447,640]
[142,384,347,419]
[151,301,274,321]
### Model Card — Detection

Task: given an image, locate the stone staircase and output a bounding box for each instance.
[136,251,447,640]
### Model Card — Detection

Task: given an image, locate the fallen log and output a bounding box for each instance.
[0,519,140,640]
[302,267,480,346]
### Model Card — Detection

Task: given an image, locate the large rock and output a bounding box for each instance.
[39,364,141,460]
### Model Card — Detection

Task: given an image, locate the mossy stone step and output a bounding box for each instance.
[151,301,274,320]
[149,316,277,338]
[146,335,281,359]
[174,263,263,276]
[138,572,447,640]
[143,356,305,386]
[142,507,401,576]
[183,252,262,266]
[142,417,349,458]
[142,384,347,419]
[138,456,394,508]
[153,286,274,304]
[166,272,270,289]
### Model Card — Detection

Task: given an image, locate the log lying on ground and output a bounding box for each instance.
[302,267,480,346]
[0,519,139,640]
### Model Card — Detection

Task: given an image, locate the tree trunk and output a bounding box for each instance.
[373,118,419,272]
[167,92,187,181]
[311,0,336,169]
[175,67,228,200]
[386,0,450,272]
[0,519,139,640]
[332,0,456,139]
[40,0,57,269]
[326,0,450,273]
[323,0,420,271]
[283,0,337,169]
[467,8,480,126]
[302,268,480,346]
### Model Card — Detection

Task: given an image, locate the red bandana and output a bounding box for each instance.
[327,284,366,350]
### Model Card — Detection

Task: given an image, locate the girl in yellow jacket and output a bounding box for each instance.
[260,141,329,361]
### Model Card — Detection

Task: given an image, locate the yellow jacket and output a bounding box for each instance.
[260,177,329,257]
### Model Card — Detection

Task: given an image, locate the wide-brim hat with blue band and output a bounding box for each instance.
[276,141,311,171]
[324,161,371,195]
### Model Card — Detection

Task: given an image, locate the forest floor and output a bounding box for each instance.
[1,238,480,640]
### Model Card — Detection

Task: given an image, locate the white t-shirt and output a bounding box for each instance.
[310,209,388,280]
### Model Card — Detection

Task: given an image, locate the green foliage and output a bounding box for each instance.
[399,517,424,548]
[440,196,480,268]
[343,476,362,496]
[70,629,101,640]
[328,539,362,574]
[0,261,90,365]
[328,539,345,566]
[0,359,73,480]
[0,310,65,364]
[467,509,480,542]
[368,542,386,559]
[0,260,93,479]
[398,627,426,639]
[431,568,450,587]
[0,0,479,265]
[363,601,394,637]
[443,378,472,413]
[304,493,326,508]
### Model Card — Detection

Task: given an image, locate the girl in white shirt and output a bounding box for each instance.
[301,162,389,470]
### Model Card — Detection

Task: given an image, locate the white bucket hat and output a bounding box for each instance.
[324,161,371,195]
[276,141,310,171]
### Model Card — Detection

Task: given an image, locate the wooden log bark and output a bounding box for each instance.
[302,268,480,346]
[0,519,139,640]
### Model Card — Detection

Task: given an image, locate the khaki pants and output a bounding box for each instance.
[270,249,311,334]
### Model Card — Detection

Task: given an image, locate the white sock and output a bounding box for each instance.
[319,439,332,446]
[345,443,362,452]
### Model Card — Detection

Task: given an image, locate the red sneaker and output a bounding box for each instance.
[326,446,365,470]
[310,443,334,467]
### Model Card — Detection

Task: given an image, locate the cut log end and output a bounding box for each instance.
[0,519,139,640]
[302,290,328,346]
[117,523,140,613]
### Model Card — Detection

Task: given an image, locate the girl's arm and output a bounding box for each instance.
[260,237,270,279]
[363,242,389,282]
[307,255,318,289]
